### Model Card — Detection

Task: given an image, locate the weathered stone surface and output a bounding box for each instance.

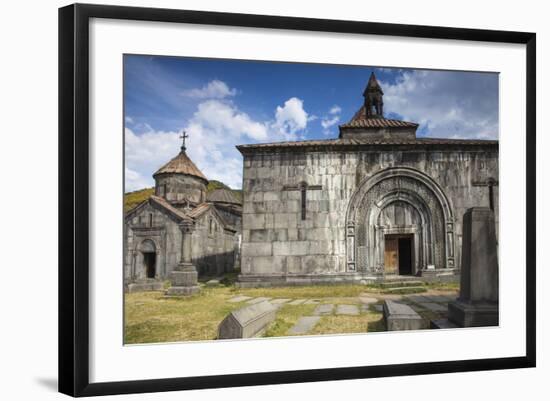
[449,208,499,327]
[165,263,200,296]
[205,279,221,287]
[218,301,277,339]
[336,305,360,315]
[127,280,163,293]
[431,318,459,329]
[238,83,498,286]
[288,316,321,335]
[418,302,448,312]
[383,300,428,331]
[246,297,271,305]
[313,304,334,316]
[288,299,307,305]
[426,295,455,303]
[270,298,292,305]
[228,295,253,303]
[358,296,378,305]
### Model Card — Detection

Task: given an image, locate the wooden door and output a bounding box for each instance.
[384,237,398,274]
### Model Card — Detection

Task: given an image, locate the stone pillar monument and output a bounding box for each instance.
[166,220,200,296]
[448,207,498,327]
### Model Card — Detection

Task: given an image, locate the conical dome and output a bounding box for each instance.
[153,150,208,184]
[207,188,241,205]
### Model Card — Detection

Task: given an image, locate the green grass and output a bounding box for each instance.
[310,312,385,335]
[124,187,154,213]
[124,282,458,344]
[125,287,239,344]
[235,285,369,299]
[264,304,317,337]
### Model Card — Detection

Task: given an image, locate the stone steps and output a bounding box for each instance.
[379,280,425,289]
[381,286,427,295]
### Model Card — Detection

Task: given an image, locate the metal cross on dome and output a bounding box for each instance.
[180,131,189,152]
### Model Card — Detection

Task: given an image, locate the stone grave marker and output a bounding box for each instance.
[448,207,499,327]
[218,301,277,339]
[383,300,428,331]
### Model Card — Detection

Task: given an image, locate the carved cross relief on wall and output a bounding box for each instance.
[282,181,322,220]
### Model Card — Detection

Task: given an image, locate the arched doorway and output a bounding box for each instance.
[345,167,455,274]
[139,239,157,279]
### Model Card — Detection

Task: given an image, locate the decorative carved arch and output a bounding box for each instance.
[345,167,455,273]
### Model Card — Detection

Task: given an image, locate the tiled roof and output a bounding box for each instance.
[187,202,237,232]
[149,195,193,223]
[153,150,208,182]
[186,202,211,219]
[237,137,498,151]
[340,106,418,129]
[206,188,242,205]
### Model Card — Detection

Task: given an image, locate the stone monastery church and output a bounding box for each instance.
[236,72,499,287]
[124,137,242,291]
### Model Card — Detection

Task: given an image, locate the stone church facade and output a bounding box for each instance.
[124,140,242,291]
[237,73,498,287]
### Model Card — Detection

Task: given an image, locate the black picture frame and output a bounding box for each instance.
[58,3,536,397]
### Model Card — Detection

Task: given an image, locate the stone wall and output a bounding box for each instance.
[154,174,206,204]
[239,145,498,284]
[124,202,183,282]
[124,202,238,282]
[191,210,236,276]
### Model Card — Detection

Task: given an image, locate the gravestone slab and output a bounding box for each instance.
[127,280,163,293]
[289,299,306,305]
[449,208,499,327]
[359,297,378,305]
[228,295,253,303]
[336,305,360,316]
[426,295,455,303]
[313,304,334,316]
[383,300,428,331]
[247,297,271,305]
[218,301,277,339]
[270,298,292,305]
[288,316,321,335]
[418,302,448,312]
[373,305,384,313]
[431,318,459,329]
[305,299,320,305]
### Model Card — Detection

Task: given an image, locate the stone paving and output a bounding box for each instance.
[313,304,335,316]
[228,295,253,303]
[246,297,271,304]
[270,298,292,305]
[288,316,321,335]
[336,304,360,316]
[225,290,457,336]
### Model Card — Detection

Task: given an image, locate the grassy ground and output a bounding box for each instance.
[125,287,237,344]
[125,281,458,344]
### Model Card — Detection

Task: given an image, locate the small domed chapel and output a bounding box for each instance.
[236,72,499,287]
[124,137,242,291]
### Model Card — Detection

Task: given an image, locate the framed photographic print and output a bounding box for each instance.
[58,3,536,397]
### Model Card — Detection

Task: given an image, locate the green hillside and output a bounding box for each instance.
[124,180,242,213]
[124,187,155,213]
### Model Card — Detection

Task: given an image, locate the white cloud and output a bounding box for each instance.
[181,79,237,99]
[321,104,341,135]
[125,96,312,191]
[272,97,309,140]
[329,105,341,115]
[125,116,134,124]
[380,70,499,139]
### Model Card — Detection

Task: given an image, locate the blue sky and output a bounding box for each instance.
[124,55,499,191]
